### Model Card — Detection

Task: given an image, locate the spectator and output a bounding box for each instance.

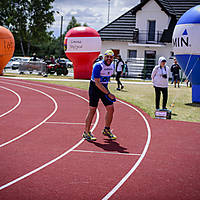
[185,79,192,87]
[43,56,48,62]
[123,61,128,77]
[151,56,170,110]
[33,53,37,61]
[171,58,181,88]
[94,54,103,63]
[116,54,124,90]
[50,55,55,64]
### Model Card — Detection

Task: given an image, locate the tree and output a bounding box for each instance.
[66,16,88,32]
[57,16,87,58]
[82,23,88,27]
[66,16,81,32]
[0,0,55,56]
[27,0,55,55]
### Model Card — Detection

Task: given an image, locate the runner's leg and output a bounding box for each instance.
[85,106,97,132]
[105,104,114,128]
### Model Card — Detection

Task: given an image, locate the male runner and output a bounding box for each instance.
[83,50,117,141]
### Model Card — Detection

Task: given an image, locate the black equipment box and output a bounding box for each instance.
[155,109,171,119]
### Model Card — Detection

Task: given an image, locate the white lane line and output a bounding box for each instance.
[0,82,58,148]
[1,76,153,85]
[102,99,151,200]
[45,122,86,125]
[0,81,100,191]
[3,79,151,198]
[12,80,89,102]
[72,149,141,156]
[0,86,21,118]
[0,139,84,191]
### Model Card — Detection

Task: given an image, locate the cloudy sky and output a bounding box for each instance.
[50,0,140,37]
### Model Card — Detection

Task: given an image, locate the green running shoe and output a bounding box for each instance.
[102,128,117,140]
[83,131,96,141]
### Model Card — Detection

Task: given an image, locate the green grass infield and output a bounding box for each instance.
[3,73,200,123]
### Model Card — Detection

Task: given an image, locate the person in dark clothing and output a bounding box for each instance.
[50,55,55,64]
[33,53,37,61]
[123,61,128,77]
[171,58,181,88]
[116,54,124,90]
[94,54,103,63]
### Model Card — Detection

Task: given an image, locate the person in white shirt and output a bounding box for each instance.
[116,54,124,90]
[151,56,170,110]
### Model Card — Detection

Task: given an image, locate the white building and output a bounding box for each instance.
[98,0,200,78]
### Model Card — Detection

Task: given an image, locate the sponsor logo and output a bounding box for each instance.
[104,68,113,71]
[102,77,110,82]
[173,29,191,48]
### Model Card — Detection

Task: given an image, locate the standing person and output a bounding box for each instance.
[185,79,192,87]
[33,53,37,61]
[123,61,129,78]
[151,56,170,110]
[171,58,181,88]
[94,54,103,63]
[43,56,48,62]
[83,50,117,142]
[116,54,124,90]
[50,55,55,64]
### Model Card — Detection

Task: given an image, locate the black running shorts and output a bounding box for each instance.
[174,74,180,81]
[89,80,113,107]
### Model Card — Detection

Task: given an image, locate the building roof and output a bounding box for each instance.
[98,9,136,41]
[98,0,200,42]
[160,0,200,19]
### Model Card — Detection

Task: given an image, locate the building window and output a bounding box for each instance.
[128,50,137,58]
[148,20,156,41]
[144,50,156,79]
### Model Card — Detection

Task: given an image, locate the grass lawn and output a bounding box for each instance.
[3,73,200,123]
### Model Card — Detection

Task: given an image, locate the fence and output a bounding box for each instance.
[124,58,156,79]
[133,29,163,44]
[19,61,47,75]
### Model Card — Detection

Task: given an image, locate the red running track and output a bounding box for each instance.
[0,78,199,200]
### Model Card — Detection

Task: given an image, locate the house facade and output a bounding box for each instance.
[98,0,200,78]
